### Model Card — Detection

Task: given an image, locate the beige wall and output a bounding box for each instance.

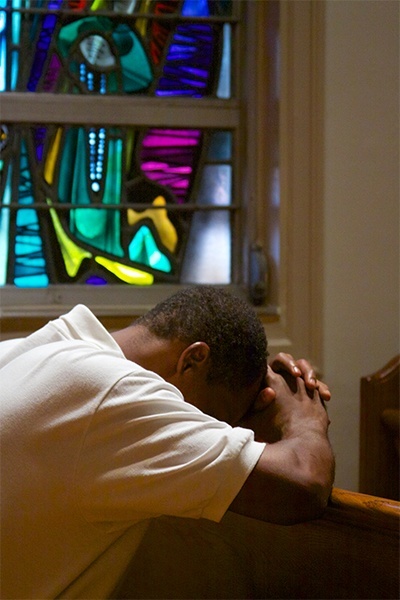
[322,0,399,490]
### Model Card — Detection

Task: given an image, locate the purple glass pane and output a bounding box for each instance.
[156,24,215,98]
[86,275,108,285]
[42,53,62,92]
[27,2,61,92]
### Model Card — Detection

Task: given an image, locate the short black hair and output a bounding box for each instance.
[135,286,268,391]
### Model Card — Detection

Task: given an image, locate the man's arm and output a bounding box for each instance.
[229,368,335,525]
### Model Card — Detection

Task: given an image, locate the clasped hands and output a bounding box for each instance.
[238,353,331,443]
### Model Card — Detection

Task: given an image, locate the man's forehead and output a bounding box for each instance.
[232,373,267,421]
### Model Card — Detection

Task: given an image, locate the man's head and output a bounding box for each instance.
[135,286,267,390]
[130,286,268,423]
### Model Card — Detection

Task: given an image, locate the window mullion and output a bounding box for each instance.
[0,93,240,129]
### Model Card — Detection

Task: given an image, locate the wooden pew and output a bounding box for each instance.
[359,355,400,500]
[116,487,400,600]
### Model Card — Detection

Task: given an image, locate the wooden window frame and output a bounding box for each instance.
[0,0,324,369]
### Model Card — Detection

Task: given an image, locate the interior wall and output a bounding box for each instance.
[322,0,399,490]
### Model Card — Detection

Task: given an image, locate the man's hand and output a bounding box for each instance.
[231,368,335,524]
[239,366,330,443]
[263,352,331,407]
[242,352,331,435]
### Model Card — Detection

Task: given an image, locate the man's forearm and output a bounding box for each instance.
[229,431,335,525]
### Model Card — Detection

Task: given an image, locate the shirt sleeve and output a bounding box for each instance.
[75,369,265,527]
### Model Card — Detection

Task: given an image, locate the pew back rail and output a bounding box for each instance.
[359,355,400,500]
[117,487,400,599]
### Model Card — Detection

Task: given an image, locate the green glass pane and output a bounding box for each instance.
[58,18,153,94]
[58,128,124,257]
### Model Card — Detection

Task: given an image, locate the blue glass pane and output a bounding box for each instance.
[0,165,11,285]
[181,210,231,284]
[217,24,231,99]
[197,165,232,206]
[181,160,232,283]
[182,0,210,17]
[207,131,232,161]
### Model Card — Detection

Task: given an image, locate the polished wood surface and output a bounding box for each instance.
[116,488,400,599]
[359,355,400,500]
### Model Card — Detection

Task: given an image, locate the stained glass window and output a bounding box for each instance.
[0,0,238,290]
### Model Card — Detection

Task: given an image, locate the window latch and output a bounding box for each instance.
[249,243,268,306]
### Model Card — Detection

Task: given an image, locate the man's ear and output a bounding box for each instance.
[176,341,210,375]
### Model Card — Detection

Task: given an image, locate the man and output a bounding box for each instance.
[0,286,334,599]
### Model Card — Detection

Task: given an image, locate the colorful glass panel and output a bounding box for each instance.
[0,0,234,287]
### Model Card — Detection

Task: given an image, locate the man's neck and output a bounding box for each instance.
[111,325,184,381]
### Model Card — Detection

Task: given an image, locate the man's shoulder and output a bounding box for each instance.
[55,304,120,351]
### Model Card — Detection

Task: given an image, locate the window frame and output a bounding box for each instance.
[266,0,324,362]
[0,0,325,369]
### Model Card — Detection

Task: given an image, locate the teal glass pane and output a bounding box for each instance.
[128,225,172,273]
[57,18,153,94]
[14,208,49,287]
[0,0,21,91]
[13,140,49,287]
[0,164,11,285]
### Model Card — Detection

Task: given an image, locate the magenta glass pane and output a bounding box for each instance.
[140,129,202,204]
